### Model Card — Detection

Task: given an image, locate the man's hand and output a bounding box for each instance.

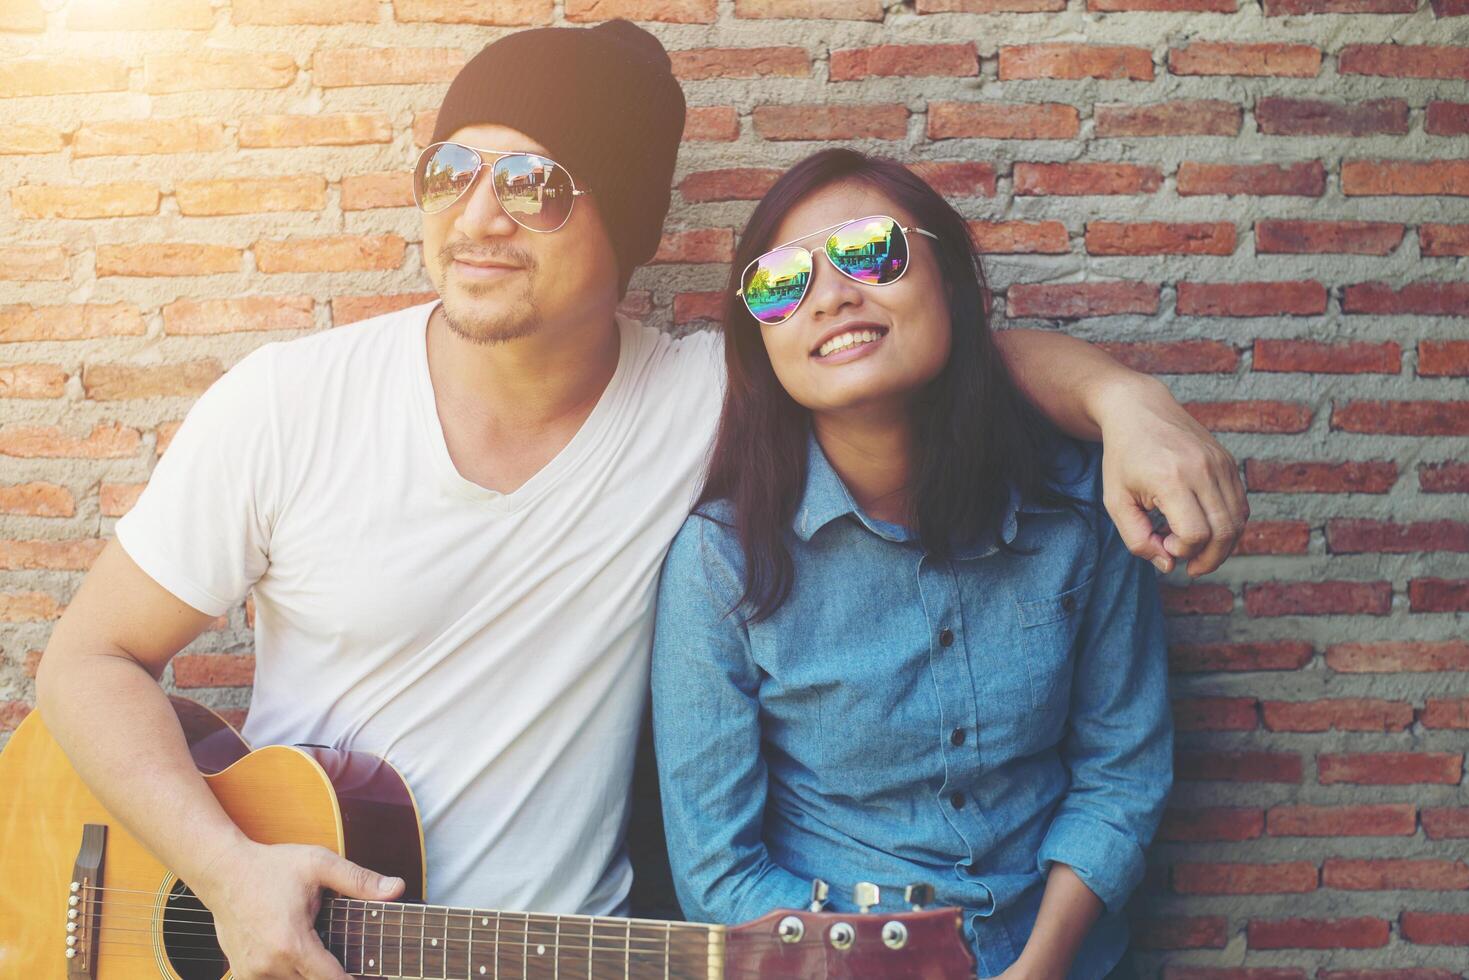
[192,840,404,980]
[1096,375,1249,577]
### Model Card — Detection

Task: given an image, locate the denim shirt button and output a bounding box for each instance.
[950,727,966,746]
[1062,595,1077,612]
[938,628,955,648]
[950,791,965,809]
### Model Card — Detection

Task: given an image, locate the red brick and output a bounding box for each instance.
[1435,0,1469,14]
[565,0,714,19]
[1174,696,1257,731]
[1410,578,1469,612]
[1400,912,1469,945]
[1162,584,1233,615]
[72,118,227,157]
[239,113,392,148]
[0,592,62,621]
[235,0,378,22]
[1339,45,1469,80]
[1246,581,1391,617]
[83,361,222,402]
[1178,161,1324,197]
[0,57,129,97]
[1423,697,1469,729]
[0,125,63,155]
[340,172,414,211]
[1256,220,1404,256]
[0,423,140,459]
[0,701,32,731]
[0,0,45,30]
[0,304,143,343]
[1423,808,1469,839]
[683,107,739,142]
[1265,0,1413,10]
[390,0,551,24]
[0,539,103,571]
[143,50,295,93]
[670,47,810,80]
[1246,460,1396,494]
[927,103,1080,140]
[1096,341,1238,375]
[1419,340,1469,377]
[1333,401,1469,435]
[1134,917,1228,950]
[11,183,159,220]
[0,483,74,518]
[1319,753,1463,785]
[1327,641,1469,672]
[1263,698,1413,732]
[1420,462,1469,493]
[332,293,437,327]
[173,654,255,689]
[917,0,1064,8]
[412,110,437,148]
[678,169,782,203]
[1253,340,1401,374]
[1235,521,1310,556]
[1095,101,1241,137]
[312,48,466,87]
[1086,222,1235,256]
[967,221,1069,254]
[99,483,144,517]
[1013,163,1162,197]
[1267,804,1417,837]
[1175,862,1316,895]
[674,291,724,325]
[1179,281,1326,317]
[1255,98,1408,136]
[176,176,326,216]
[999,44,1154,81]
[1176,750,1302,783]
[163,296,315,335]
[736,0,884,17]
[651,230,735,265]
[617,292,654,321]
[1342,160,1469,197]
[830,44,976,80]
[1170,641,1313,673]
[1091,0,1234,8]
[1005,282,1159,320]
[0,364,67,399]
[96,244,241,277]
[68,0,211,29]
[255,235,406,274]
[753,104,907,141]
[1160,807,1264,842]
[1421,225,1469,257]
[1427,102,1469,136]
[1247,918,1389,950]
[1170,43,1320,77]
[1185,401,1312,433]
[1329,519,1469,554]
[907,162,997,198]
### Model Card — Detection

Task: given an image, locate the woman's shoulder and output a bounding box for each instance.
[1029,434,1105,509]
[666,499,745,574]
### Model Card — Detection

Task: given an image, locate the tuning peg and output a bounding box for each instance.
[904,883,934,910]
[808,878,830,912]
[853,882,880,914]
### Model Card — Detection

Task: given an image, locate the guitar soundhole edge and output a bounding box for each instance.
[161,879,228,980]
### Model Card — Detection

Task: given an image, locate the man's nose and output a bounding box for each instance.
[453,170,519,239]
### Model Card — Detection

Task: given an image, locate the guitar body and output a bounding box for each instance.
[0,697,425,979]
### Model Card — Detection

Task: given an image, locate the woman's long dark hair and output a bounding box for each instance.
[700,148,1080,622]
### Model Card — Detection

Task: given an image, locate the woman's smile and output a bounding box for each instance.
[812,324,889,363]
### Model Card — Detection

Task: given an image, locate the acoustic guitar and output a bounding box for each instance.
[0,696,978,979]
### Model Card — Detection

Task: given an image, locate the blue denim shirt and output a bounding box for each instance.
[651,434,1172,979]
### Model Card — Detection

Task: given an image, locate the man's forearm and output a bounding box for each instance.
[993,328,1166,442]
[35,650,252,895]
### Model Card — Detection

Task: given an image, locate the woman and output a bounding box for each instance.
[650,149,1173,979]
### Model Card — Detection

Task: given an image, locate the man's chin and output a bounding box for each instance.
[440,291,540,347]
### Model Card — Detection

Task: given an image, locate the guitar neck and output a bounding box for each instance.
[320,898,722,980]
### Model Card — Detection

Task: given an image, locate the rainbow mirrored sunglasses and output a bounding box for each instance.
[413,141,589,233]
[736,214,939,325]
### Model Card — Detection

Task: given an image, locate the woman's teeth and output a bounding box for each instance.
[817,329,884,358]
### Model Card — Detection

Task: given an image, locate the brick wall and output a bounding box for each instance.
[2,1,1466,975]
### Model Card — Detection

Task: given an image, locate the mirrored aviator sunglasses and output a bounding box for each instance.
[413,141,587,233]
[737,215,939,325]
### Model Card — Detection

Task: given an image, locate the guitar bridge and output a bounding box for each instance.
[65,824,106,979]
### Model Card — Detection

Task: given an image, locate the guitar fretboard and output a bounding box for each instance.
[320,899,721,980]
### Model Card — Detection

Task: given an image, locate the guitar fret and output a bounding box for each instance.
[663,920,671,980]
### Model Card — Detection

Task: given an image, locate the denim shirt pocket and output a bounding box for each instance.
[1015,577,1092,717]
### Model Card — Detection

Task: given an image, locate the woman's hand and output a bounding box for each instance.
[1094,374,1249,577]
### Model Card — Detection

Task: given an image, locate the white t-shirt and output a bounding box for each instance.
[116,300,726,914]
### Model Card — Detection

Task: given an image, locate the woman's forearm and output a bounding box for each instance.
[1007,862,1104,979]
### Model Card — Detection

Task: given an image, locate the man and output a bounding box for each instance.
[36,20,1246,980]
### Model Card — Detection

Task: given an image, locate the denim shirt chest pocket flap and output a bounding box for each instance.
[1015,576,1093,715]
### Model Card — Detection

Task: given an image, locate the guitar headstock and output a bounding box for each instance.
[724,882,976,979]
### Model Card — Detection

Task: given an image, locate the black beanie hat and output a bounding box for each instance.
[431,20,686,297]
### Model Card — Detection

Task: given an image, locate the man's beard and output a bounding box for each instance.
[433,243,542,347]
